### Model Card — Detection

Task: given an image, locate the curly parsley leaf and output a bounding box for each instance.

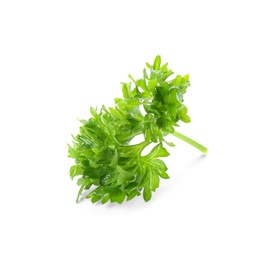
[68,55,207,204]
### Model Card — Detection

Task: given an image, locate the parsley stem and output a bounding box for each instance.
[171,131,208,154]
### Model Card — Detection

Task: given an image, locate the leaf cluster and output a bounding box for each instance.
[68,55,191,204]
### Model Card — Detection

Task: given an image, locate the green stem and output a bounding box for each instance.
[171,131,208,154]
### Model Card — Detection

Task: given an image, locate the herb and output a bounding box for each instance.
[68,55,207,204]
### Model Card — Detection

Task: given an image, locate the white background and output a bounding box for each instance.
[1,0,275,259]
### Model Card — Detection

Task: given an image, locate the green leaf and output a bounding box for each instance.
[122,82,131,99]
[164,124,174,133]
[151,159,168,171]
[118,142,147,158]
[143,187,152,202]
[182,74,189,82]
[69,165,83,179]
[148,79,157,92]
[86,186,105,202]
[163,140,176,147]
[163,70,174,80]
[68,145,78,158]
[76,185,84,203]
[126,99,140,109]
[143,143,170,159]
[167,88,178,103]
[83,166,107,179]
[136,79,147,91]
[89,106,99,119]
[117,166,135,185]
[180,114,191,123]
[158,171,169,179]
[168,104,177,117]
[150,171,160,191]
[145,129,151,143]
[110,189,126,204]
[143,68,149,80]
[160,63,168,72]
[139,169,150,187]
[153,55,161,70]
[92,195,102,203]
[171,75,182,86]
[100,172,118,186]
[101,194,110,204]
[110,150,118,167]
[127,189,140,201]
[77,178,91,186]
[146,62,152,69]
[178,108,191,123]
[128,74,135,82]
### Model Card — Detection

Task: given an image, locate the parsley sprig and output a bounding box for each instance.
[68,55,207,204]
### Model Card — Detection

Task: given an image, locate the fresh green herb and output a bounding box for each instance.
[68,55,207,204]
